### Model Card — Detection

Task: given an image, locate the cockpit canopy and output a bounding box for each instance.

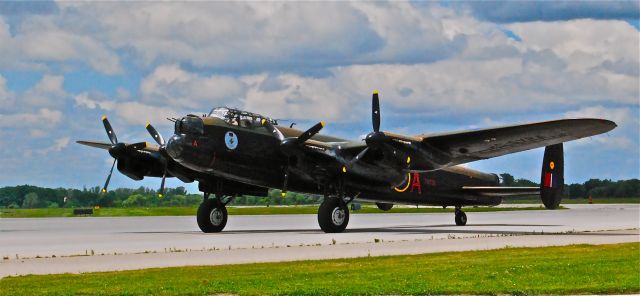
[209,107,276,128]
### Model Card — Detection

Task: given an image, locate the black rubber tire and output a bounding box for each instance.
[318,198,350,233]
[455,210,467,226]
[197,199,228,233]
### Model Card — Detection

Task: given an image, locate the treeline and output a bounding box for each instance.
[1,176,638,209]
[0,185,321,209]
[499,174,640,199]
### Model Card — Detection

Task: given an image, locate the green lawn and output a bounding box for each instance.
[1,243,637,295]
[0,205,556,218]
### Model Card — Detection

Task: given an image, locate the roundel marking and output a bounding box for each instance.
[225,131,238,150]
[549,161,555,170]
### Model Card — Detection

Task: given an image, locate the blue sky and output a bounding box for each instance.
[0,1,638,192]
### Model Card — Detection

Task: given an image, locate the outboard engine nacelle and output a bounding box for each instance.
[540,143,564,209]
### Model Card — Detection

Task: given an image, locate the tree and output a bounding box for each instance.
[500,173,515,186]
[22,192,41,208]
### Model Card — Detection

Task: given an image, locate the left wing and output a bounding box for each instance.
[76,140,160,152]
[418,118,615,168]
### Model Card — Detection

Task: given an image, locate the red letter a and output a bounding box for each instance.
[410,173,422,194]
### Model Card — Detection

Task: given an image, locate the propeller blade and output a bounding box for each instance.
[158,168,166,198]
[372,91,380,133]
[297,121,324,143]
[348,147,369,167]
[102,116,118,145]
[145,122,165,146]
[102,159,116,193]
[261,119,285,141]
[281,171,289,198]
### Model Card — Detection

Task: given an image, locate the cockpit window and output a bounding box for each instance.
[209,107,229,120]
[208,107,275,128]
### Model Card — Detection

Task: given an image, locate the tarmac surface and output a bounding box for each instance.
[1,204,638,277]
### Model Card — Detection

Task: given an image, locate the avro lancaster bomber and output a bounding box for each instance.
[78,91,616,233]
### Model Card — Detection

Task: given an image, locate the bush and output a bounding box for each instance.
[22,192,41,209]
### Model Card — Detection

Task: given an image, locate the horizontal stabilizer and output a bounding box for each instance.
[462,186,539,197]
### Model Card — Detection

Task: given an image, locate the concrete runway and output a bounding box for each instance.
[1,204,638,277]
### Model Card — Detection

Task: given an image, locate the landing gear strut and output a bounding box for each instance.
[454,206,467,226]
[197,195,228,233]
[318,197,350,233]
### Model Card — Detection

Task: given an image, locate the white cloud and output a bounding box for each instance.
[73,92,116,111]
[564,106,633,126]
[140,64,247,109]
[0,16,121,74]
[0,74,15,109]
[0,108,63,127]
[22,74,65,107]
[38,136,70,154]
[508,20,639,73]
[564,105,638,150]
[115,102,179,126]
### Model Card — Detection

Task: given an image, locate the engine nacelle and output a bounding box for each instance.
[117,153,165,181]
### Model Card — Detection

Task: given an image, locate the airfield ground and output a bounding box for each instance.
[1,243,638,295]
[0,204,552,218]
[0,204,637,279]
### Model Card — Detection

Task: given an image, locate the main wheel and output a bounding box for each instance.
[197,198,228,233]
[455,210,467,226]
[318,198,350,233]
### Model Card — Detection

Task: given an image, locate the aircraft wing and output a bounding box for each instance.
[462,186,539,197]
[77,140,112,150]
[76,140,160,152]
[419,118,616,167]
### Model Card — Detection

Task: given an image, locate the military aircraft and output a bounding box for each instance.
[78,91,616,233]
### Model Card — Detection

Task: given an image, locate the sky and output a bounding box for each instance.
[0,1,638,193]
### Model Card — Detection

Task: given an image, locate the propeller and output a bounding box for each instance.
[102,159,116,193]
[101,116,119,193]
[344,90,412,172]
[145,122,167,197]
[146,122,165,146]
[100,116,148,193]
[262,119,325,197]
[102,116,118,145]
[372,91,380,133]
[365,90,389,146]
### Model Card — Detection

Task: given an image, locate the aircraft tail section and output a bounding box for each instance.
[540,143,563,209]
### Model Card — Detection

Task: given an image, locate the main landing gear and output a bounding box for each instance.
[197,193,230,233]
[454,206,467,226]
[318,197,350,233]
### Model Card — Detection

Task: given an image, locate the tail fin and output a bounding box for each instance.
[540,143,564,209]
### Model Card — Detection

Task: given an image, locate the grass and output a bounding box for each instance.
[0,205,556,218]
[1,243,637,295]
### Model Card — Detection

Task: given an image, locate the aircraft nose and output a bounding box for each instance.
[166,134,185,160]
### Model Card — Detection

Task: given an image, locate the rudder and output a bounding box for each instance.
[540,143,564,209]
